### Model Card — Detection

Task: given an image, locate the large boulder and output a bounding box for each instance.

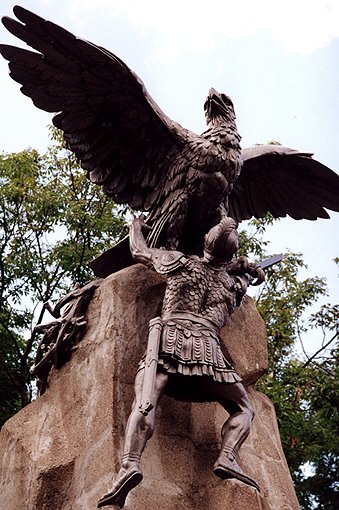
[0,265,300,509]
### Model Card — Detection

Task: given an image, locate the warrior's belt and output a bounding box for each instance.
[162,311,219,332]
[139,316,163,416]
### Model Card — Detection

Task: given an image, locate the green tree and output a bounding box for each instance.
[0,134,126,423]
[243,219,338,510]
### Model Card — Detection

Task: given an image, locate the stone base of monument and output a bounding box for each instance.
[0,265,300,510]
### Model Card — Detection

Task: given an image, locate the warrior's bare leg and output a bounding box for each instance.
[98,369,169,508]
[122,369,168,468]
[199,378,259,491]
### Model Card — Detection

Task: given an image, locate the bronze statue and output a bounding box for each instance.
[97,216,265,508]
[1,6,338,507]
[1,6,339,265]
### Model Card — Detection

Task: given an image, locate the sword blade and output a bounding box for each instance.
[258,253,284,270]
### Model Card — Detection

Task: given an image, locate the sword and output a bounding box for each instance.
[258,253,284,270]
[139,316,163,416]
[247,253,284,286]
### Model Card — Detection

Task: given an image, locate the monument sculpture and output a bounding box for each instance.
[1,5,339,510]
[98,216,265,507]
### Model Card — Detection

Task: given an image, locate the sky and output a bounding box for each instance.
[0,0,338,355]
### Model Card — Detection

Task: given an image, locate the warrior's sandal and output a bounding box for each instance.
[97,467,143,508]
[213,461,260,492]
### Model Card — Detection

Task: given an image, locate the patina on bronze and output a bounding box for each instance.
[1,6,339,272]
[30,279,102,395]
[97,216,264,508]
[1,6,339,508]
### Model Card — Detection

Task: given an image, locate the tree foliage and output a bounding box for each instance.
[242,218,338,509]
[0,132,126,423]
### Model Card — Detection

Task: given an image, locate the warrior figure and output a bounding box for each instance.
[98,216,265,508]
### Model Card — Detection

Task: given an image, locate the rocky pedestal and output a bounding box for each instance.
[0,265,300,510]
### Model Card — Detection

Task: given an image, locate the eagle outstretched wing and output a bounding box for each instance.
[91,144,339,277]
[1,6,339,278]
[229,145,339,223]
[0,5,194,211]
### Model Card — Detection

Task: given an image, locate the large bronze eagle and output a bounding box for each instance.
[1,6,339,275]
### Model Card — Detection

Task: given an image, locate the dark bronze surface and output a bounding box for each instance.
[97,217,263,507]
[1,6,338,507]
[30,279,102,395]
[1,6,339,265]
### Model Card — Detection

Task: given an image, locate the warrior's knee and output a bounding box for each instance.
[238,390,255,422]
[133,410,155,439]
[130,400,155,438]
[245,401,255,422]
[236,399,255,424]
[140,414,155,439]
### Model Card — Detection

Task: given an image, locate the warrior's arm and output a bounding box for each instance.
[129,217,163,268]
[227,256,265,286]
[129,217,187,274]
[228,256,265,306]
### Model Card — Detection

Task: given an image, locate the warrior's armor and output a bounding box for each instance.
[98,217,264,508]
[148,250,247,386]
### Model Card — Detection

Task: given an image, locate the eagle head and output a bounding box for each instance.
[204,88,236,125]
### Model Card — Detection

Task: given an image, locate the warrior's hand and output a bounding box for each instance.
[129,214,152,232]
[227,255,249,275]
[247,263,265,286]
[227,256,265,285]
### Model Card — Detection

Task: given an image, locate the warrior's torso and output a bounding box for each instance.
[153,252,243,330]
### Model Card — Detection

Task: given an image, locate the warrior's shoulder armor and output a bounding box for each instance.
[153,250,189,275]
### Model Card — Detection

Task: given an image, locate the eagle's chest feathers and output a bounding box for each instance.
[183,126,242,197]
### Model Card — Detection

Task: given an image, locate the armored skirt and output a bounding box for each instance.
[157,316,241,384]
[138,314,242,402]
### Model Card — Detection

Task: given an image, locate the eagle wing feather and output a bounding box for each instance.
[229,146,339,222]
[0,5,196,211]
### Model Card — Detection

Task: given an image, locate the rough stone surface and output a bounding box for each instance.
[221,294,268,384]
[0,265,300,510]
